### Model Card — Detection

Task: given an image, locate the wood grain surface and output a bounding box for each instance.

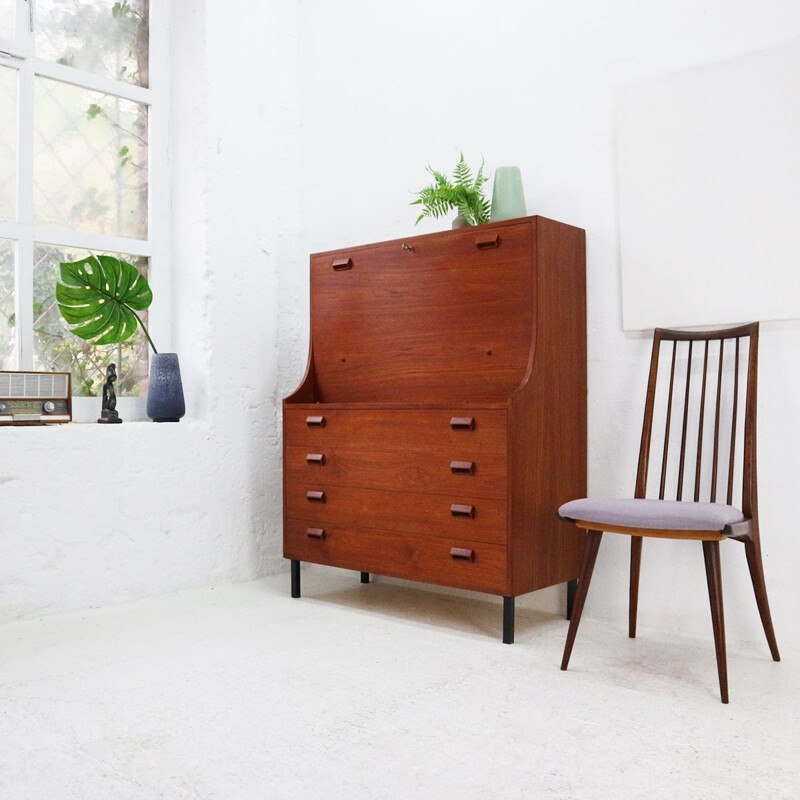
[284,520,508,594]
[284,216,586,599]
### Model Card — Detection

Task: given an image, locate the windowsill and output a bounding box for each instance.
[67,419,186,425]
[3,418,203,428]
[0,406,203,432]
[1,417,211,471]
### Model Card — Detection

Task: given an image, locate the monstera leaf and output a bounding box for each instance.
[56,254,157,353]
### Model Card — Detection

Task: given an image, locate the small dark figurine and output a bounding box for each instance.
[97,363,122,424]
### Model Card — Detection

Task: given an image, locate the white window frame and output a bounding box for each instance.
[0,0,171,421]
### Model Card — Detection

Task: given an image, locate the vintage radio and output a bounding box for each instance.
[0,371,72,425]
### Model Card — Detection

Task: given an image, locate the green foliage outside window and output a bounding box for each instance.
[34,0,150,397]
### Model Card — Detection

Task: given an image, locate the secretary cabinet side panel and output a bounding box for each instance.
[509,217,586,595]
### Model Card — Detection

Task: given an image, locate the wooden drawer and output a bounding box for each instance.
[284,408,506,455]
[284,520,508,594]
[285,483,507,544]
[284,445,507,499]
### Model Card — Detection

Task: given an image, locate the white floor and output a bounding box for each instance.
[1,569,797,800]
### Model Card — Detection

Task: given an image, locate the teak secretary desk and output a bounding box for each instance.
[283,215,586,642]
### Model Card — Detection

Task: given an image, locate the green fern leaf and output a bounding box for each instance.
[477,195,491,223]
[453,153,473,188]
[474,160,488,191]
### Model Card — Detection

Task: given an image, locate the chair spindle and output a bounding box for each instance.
[694,341,710,502]
[676,340,694,500]
[710,339,725,503]
[659,340,678,500]
[727,338,740,506]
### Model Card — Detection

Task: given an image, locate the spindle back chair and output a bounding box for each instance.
[558,323,779,703]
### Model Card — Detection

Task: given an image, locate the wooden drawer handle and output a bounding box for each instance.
[476,234,500,250]
[332,257,352,271]
[450,417,475,430]
[306,528,326,540]
[306,491,326,502]
[305,415,326,427]
[450,503,475,518]
[306,453,326,465]
[450,547,475,561]
[450,460,475,474]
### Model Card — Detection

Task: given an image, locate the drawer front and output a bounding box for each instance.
[284,520,508,594]
[284,408,506,455]
[285,445,507,499]
[285,483,507,544]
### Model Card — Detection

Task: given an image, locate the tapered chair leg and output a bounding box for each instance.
[561,530,603,671]
[566,579,577,620]
[702,541,729,704]
[629,536,643,638]
[743,537,780,661]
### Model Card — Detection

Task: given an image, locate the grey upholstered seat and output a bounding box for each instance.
[558,497,745,532]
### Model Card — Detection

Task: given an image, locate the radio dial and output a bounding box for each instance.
[42,401,56,413]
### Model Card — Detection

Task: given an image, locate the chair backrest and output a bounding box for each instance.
[635,323,759,518]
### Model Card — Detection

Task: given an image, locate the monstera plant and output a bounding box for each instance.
[57,254,185,422]
[56,254,157,353]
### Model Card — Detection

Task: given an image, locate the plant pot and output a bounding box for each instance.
[147,353,185,422]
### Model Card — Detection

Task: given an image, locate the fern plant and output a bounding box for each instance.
[411,153,491,226]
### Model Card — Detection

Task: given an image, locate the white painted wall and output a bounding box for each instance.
[3,0,799,658]
[0,0,302,623]
[293,0,800,650]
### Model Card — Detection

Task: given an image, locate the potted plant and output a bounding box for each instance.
[56,254,185,422]
[411,153,491,227]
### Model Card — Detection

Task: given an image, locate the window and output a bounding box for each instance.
[0,0,169,417]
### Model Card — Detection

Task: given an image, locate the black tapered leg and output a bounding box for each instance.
[360,572,370,584]
[743,537,780,661]
[503,596,515,644]
[561,530,603,671]
[566,579,577,620]
[290,560,301,598]
[629,536,643,638]
[702,541,729,704]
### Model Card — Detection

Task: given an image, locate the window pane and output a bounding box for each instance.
[34,0,149,88]
[0,238,14,370]
[34,77,148,239]
[0,65,15,222]
[0,0,14,42]
[32,243,149,397]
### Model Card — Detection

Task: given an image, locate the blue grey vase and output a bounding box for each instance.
[147,353,185,422]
